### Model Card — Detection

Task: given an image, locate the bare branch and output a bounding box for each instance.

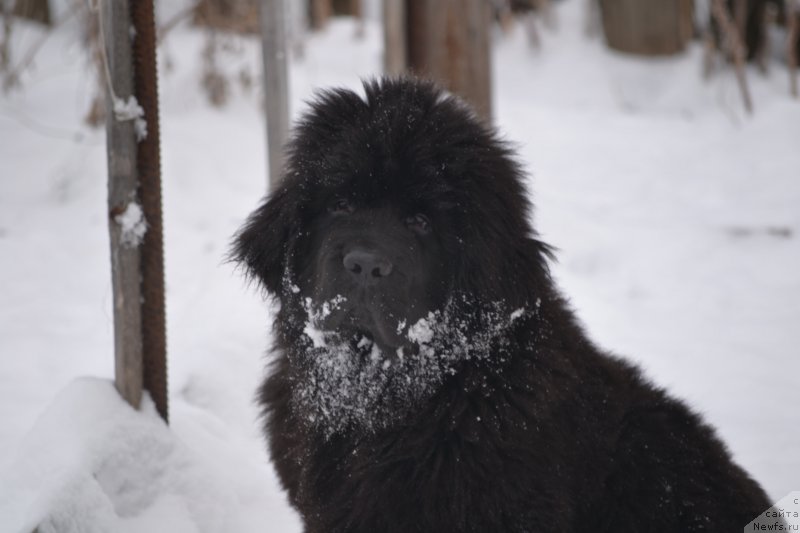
[788,0,799,98]
[711,0,754,113]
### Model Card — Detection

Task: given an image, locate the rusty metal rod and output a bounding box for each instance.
[130,0,168,422]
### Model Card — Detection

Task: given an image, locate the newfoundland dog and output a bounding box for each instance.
[233,78,772,532]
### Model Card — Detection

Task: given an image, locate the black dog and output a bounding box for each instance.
[233,78,772,532]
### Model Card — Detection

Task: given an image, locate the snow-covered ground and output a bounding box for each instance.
[1,1,798,531]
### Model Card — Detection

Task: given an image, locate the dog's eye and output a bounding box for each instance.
[328,198,354,215]
[405,213,431,235]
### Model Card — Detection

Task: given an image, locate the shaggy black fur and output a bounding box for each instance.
[233,78,773,532]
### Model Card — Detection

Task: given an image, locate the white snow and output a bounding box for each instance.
[112,95,144,122]
[1,1,799,531]
[407,313,435,345]
[133,115,148,142]
[115,201,147,247]
[0,378,259,533]
[113,95,148,141]
[302,322,327,349]
[356,336,372,349]
[300,294,347,348]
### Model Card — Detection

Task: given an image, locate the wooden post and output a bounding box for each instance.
[383,0,407,76]
[259,0,290,190]
[103,0,168,421]
[103,0,144,411]
[406,0,493,122]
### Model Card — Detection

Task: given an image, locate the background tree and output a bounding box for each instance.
[12,0,50,26]
[384,0,492,122]
[598,0,694,56]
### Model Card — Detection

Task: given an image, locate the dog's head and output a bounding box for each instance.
[233,78,552,433]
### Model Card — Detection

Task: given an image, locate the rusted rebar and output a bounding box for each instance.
[130,0,168,422]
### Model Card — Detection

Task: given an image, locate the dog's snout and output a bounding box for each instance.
[343,250,393,284]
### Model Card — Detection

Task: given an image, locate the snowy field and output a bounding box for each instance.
[1,1,799,531]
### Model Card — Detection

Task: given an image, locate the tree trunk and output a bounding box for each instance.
[406,0,493,122]
[599,0,694,56]
[193,0,259,34]
[310,0,331,30]
[13,0,50,26]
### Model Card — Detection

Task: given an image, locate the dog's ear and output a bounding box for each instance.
[231,186,297,295]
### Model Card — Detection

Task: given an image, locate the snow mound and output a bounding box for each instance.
[0,378,248,533]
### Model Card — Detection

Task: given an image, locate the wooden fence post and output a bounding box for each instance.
[102,0,168,421]
[104,0,143,411]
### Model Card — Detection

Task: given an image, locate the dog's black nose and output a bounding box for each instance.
[343,250,393,284]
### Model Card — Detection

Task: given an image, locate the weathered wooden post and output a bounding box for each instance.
[259,0,290,190]
[102,0,168,421]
